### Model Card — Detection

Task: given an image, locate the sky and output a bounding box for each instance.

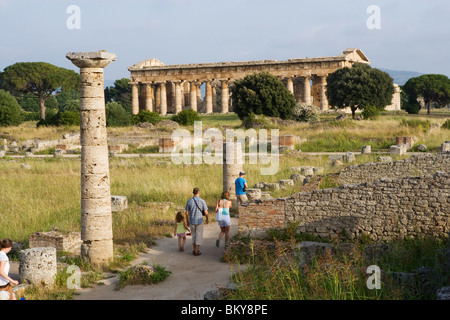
[0,0,449,81]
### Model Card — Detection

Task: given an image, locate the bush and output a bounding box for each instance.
[293,103,320,122]
[131,110,162,125]
[171,109,200,126]
[37,109,79,127]
[232,71,297,120]
[0,89,23,126]
[105,102,131,127]
[399,118,431,133]
[442,119,450,130]
[361,105,380,120]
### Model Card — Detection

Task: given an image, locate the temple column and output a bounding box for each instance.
[144,83,154,112]
[212,85,217,112]
[131,83,139,115]
[221,79,229,114]
[160,82,167,116]
[205,81,213,114]
[303,75,312,105]
[66,50,116,266]
[286,77,294,95]
[320,75,329,111]
[174,81,183,114]
[155,85,161,113]
[190,81,198,112]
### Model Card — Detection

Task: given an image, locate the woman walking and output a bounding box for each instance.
[0,239,18,300]
[215,191,232,248]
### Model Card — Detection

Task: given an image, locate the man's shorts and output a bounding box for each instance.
[190,224,204,245]
[237,194,249,206]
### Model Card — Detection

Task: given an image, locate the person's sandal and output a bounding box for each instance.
[194,251,202,256]
[216,239,220,248]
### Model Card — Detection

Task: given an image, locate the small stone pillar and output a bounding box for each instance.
[441,142,450,153]
[19,247,57,287]
[361,145,372,155]
[66,50,116,266]
[223,142,243,209]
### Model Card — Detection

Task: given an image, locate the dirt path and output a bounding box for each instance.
[74,218,239,300]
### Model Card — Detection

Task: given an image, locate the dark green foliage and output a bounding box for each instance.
[326,63,395,119]
[131,110,162,125]
[0,89,23,126]
[442,119,450,130]
[59,99,79,113]
[171,109,200,126]
[0,62,79,120]
[105,78,132,114]
[105,102,131,127]
[232,71,297,120]
[403,74,450,115]
[400,88,421,114]
[37,109,80,127]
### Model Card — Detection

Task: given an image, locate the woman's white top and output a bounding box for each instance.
[0,251,10,286]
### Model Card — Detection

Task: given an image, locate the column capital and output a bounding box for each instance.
[66,50,116,69]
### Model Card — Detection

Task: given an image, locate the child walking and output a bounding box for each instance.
[174,212,190,252]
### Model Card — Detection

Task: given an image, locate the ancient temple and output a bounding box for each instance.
[128,48,400,115]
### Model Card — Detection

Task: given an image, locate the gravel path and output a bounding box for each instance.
[74,218,239,300]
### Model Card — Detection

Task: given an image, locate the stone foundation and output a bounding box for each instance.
[29,231,82,255]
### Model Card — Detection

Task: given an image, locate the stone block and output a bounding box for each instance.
[300,166,314,176]
[328,155,344,162]
[19,247,57,287]
[279,179,294,188]
[159,138,176,153]
[390,145,406,156]
[313,167,324,175]
[361,145,372,155]
[260,192,272,200]
[246,189,262,201]
[111,195,128,212]
[263,183,280,191]
[377,156,393,163]
[441,143,450,153]
[54,149,64,158]
[437,287,450,300]
[396,137,414,149]
[29,231,82,255]
[0,151,5,158]
[253,182,266,189]
[290,173,306,185]
[345,152,356,163]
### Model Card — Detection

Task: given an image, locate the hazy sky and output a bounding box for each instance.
[0,0,449,80]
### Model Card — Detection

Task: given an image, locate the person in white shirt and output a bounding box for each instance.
[0,239,18,300]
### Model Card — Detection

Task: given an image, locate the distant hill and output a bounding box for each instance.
[377,68,424,86]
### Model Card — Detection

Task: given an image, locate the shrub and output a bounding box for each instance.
[105,102,131,127]
[361,105,380,120]
[0,89,23,126]
[293,103,320,122]
[171,109,200,126]
[131,110,162,125]
[399,118,431,133]
[442,119,450,130]
[37,109,79,127]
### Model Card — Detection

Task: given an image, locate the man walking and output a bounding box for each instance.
[185,188,209,256]
[235,171,249,213]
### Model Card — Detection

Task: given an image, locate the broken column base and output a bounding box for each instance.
[81,240,113,266]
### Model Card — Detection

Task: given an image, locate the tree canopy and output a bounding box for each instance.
[403,74,450,115]
[326,63,395,119]
[0,62,79,120]
[231,71,297,120]
[105,78,132,113]
[0,89,23,126]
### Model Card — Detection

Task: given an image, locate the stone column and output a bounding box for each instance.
[160,82,167,116]
[155,85,161,114]
[320,75,328,111]
[205,81,213,114]
[212,85,217,112]
[66,50,115,266]
[223,142,243,211]
[286,77,294,95]
[144,83,154,112]
[221,80,229,114]
[131,83,139,115]
[190,81,198,112]
[174,81,183,114]
[303,76,312,105]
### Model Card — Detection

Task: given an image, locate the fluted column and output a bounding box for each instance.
[286,77,294,95]
[205,81,213,114]
[144,83,154,112]
[131,83,139,115]
[221,79,229,114]
[66,50,115,266]
[190,81,198,112]
[303,76,312,105]
[174,81,183,114]
[160,82,167,116]
[320,75,329,111]
[155,85,161,113]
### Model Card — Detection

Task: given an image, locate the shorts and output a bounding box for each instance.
[218,215,231,228]
[177,233,186,239]
[237,194,249,205]
[190,224,204,246]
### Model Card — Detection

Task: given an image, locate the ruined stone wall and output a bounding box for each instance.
[240,172,450,241]
[338,153,450,185]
